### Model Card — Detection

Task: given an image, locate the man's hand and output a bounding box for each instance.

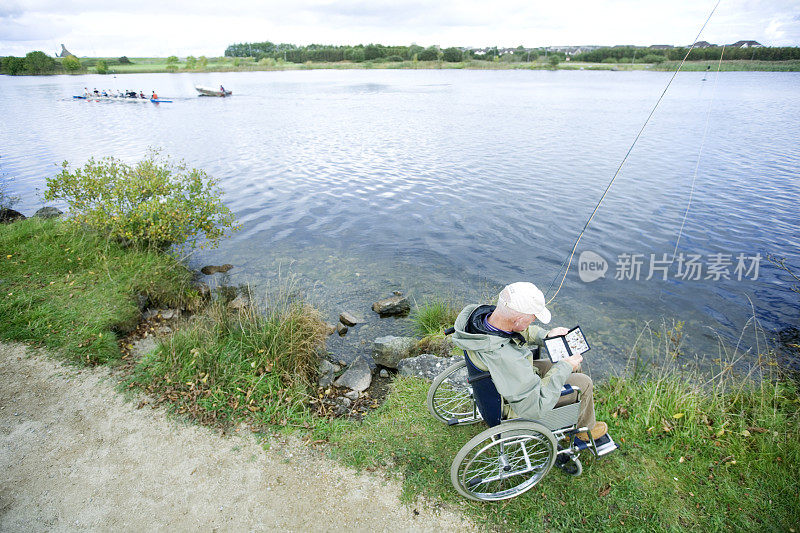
[564,353,583,372]
[546,327,568,338]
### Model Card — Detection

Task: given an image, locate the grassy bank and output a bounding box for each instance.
[61,57,800,75]
[0,217,193,364]
[127,295,329,428]
[2,217,798,530]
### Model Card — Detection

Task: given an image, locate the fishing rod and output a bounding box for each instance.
[544,0,723,305]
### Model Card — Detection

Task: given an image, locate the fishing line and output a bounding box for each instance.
[543,0,723,305]
[670,44,726,260]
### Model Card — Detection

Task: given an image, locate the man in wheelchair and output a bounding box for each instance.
[451,281,608,443]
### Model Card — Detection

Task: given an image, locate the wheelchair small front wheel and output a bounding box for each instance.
[426,360,482,426]
[557,456,582,476]
[450,421,557,501]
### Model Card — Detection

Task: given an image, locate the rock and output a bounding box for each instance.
[333,357,372,392]
[397,354,463,381]
[372,295,411,317]
[0,208,25,223]
[192,281,211,300]
[379,369,389,378]
[200,264,234,275]
[130,336,159,358]
[33,207,63,219]
[336,323,348,336]
[326,323,337,335]
[228,294,250,311]
[134,293,149,311]
[318,359,339,387]
[339,397,352,408]
[160,309,178,320]
[142,308,160,320]
[339,312,360,327]
[155,325,172,335]
[373,336,417,369]
[344,390,360,401]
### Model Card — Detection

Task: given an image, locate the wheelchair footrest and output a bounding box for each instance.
[572,433,619,457]
[447,417,460,426]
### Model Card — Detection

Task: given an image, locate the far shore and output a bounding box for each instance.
[8,58,800,76]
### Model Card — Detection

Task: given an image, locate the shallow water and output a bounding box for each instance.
[2,69,798,374]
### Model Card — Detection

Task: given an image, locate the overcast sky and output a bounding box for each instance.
[1,0,797,57]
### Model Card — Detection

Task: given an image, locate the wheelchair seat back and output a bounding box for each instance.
[464,353,503,428]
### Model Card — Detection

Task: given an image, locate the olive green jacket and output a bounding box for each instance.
[451,304,573,421]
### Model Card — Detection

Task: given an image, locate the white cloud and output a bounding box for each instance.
[0,0,797,57]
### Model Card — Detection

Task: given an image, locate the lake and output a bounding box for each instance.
[2,69,798,375]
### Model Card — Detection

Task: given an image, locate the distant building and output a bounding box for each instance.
[58,44,74,58]
[692,41,716,48]
[728,40,763,48]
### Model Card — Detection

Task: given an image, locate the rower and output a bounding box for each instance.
[151,91,158,100]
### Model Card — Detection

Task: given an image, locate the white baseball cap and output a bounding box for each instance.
[498,282,551,324]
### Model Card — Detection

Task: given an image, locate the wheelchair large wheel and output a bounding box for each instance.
[450,421,557,501]
[426,360,482,425]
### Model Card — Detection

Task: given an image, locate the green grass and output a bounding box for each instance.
[72,57,800,75]
[0,218,193,364]
[410,299,462,336]
[323,320,800,531]
[128,293,330,428]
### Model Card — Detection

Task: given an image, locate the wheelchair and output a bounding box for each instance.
[427,340,618,502]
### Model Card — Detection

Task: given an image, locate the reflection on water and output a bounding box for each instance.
[2,69,798,375]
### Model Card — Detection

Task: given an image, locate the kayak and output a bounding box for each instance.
[150,99,172,103]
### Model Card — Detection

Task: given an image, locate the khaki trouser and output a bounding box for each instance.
[532,359,597,431]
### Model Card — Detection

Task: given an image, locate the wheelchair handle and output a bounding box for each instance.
[444,327,455,335]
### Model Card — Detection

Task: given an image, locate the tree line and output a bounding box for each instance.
[573,45,800,63]
[225,41,800,64]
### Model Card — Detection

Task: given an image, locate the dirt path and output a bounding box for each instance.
[0,343,474,532]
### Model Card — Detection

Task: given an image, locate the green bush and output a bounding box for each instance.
[43,150,239,251]
[166,55,179,72]
[442,47,462,62]
[386,55,404,62]
[95,59,108,74]
[62,55,81,72]
[24,51,56,74]
[197,56,208,69]
[118,56,131,64]
[548,55,561,68]
[185,55,197,69]
[1,56,25,75]
[417,47,439,61]
[411,299,462,336]
[602,57,618,64]
[642,54,666,64]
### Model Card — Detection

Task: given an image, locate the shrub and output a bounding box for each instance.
[24,51,56,74]
[43,150,239,251]
[442,47,462,62]
[1,56,25,75]
[166,55,179,72]
[95,59,108,74]
[417,47,439,61]
[642,54,666,64]
[185,55,196,69]
[548,55,560,68]
[197,56,208,69]
[118,56,131,64]
[602,57,618,63]
[62,55,81,72]
[386,55,404,62]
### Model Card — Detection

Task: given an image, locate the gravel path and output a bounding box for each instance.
[0,343,474,532]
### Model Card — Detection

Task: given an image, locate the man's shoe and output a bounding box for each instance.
[576,421,608,442]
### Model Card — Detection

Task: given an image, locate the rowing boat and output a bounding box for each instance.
[195,86,232,97]
[73,95,171,103]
